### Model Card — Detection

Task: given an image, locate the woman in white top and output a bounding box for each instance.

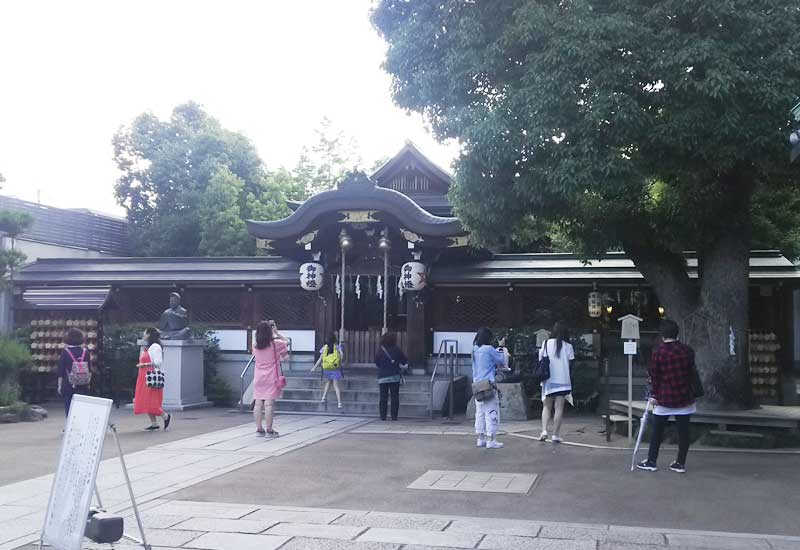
[134,327,172,431]
[538,322,574,442]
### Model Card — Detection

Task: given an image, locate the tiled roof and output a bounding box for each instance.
[0,195,129,256]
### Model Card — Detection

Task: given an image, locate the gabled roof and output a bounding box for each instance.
[371,140,453,191]
[247,171,464,241]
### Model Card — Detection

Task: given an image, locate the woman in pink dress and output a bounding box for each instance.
[253,320,289,437]
[134,327,172,431]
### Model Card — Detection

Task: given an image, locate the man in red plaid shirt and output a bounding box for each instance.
[637,319,697,474]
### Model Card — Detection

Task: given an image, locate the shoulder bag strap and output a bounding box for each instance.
[64,346,78,362]
[272,343,284,376]
[381,346,396,364]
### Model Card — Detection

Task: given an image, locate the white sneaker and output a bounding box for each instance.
[337,402,343,409]
[551,435,563,443]
[486,440,504,449]
[476,438,486,448]
[538,431,548,441]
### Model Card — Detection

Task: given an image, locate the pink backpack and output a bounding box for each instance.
[65,347,91,386]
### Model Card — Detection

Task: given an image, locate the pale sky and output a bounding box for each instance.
[0,0,458,217]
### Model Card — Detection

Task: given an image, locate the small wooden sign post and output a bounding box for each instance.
[618,314,642,444]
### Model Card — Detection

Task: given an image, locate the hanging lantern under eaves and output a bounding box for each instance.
[299,262,324,291]
[588,290,602,318]
[400,261,427,291]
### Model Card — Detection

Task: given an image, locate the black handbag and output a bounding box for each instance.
[532,341,551,384]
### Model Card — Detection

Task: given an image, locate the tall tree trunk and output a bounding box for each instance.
[624,171,755,409]
[687,230,753,409]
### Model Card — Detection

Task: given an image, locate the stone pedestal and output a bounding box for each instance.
[138,339,213,411]
[466,382,531,421]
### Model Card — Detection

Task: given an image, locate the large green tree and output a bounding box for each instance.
[373,1,800,407]
[114,103,299,256]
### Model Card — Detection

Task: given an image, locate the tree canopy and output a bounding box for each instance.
[113,103,303,256]
[373,0,800,407]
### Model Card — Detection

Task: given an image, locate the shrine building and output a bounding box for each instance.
[12,142,800,415]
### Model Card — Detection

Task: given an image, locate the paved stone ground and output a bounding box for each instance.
[0,415,367,549]
[0,403,252,486]
[3,412,800,549]
[171,425,800,536]
[12,498,800,550]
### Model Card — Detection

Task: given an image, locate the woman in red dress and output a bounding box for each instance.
[134,327,172,431]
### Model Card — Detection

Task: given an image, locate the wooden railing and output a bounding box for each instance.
[341,330,408,365]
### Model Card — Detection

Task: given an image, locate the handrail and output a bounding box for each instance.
[238,355,255,412]
[430,339,459,419]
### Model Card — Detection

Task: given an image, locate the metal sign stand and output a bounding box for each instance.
[38,423,150,550]
[106,423,150,549]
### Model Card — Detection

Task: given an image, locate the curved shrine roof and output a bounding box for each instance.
[246,171,464,241]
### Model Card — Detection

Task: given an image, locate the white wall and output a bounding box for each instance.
[208,329,317,353]
[8,238,116,260]
[433,332,475,356]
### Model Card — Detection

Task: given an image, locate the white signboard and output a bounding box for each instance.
[42,395,112,550]
[624,341,638,355]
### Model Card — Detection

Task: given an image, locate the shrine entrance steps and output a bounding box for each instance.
[276,370,433,418]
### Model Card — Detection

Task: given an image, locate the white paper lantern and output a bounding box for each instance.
[588,291,602,318]
[299,263,324,291]
[400,261,427,291]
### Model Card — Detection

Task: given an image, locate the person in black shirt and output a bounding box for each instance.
[374,332,408,421]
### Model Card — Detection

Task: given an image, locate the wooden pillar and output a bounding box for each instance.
[315,285,335,352]
[406,294,427,368]
[240,287,256,328]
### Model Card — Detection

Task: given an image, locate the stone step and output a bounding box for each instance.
[283,376,431,392]
[275,398,431,417]
[280,388,432,404]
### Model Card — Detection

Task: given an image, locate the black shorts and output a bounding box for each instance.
[546,390,571,397]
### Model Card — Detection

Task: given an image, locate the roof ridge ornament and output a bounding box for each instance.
[337,170,375,190]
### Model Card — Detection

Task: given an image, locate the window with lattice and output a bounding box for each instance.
[191,289,242,325]
[126,289,169,324]
[442,295,499,329]
[257,290,315,328]
[522,294,586,328]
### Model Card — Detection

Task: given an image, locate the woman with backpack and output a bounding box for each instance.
[57,328,93,416]
[310,333,344,409]
[538,322,574,443]
[374,331,408,421]
[134,327,172,432]
[252,320,289,437]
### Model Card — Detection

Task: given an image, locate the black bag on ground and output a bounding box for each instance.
[531,341,551,384]
[85,510,123,544]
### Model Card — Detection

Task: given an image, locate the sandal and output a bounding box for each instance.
[256,429,266,437]
[266,429,279,438]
